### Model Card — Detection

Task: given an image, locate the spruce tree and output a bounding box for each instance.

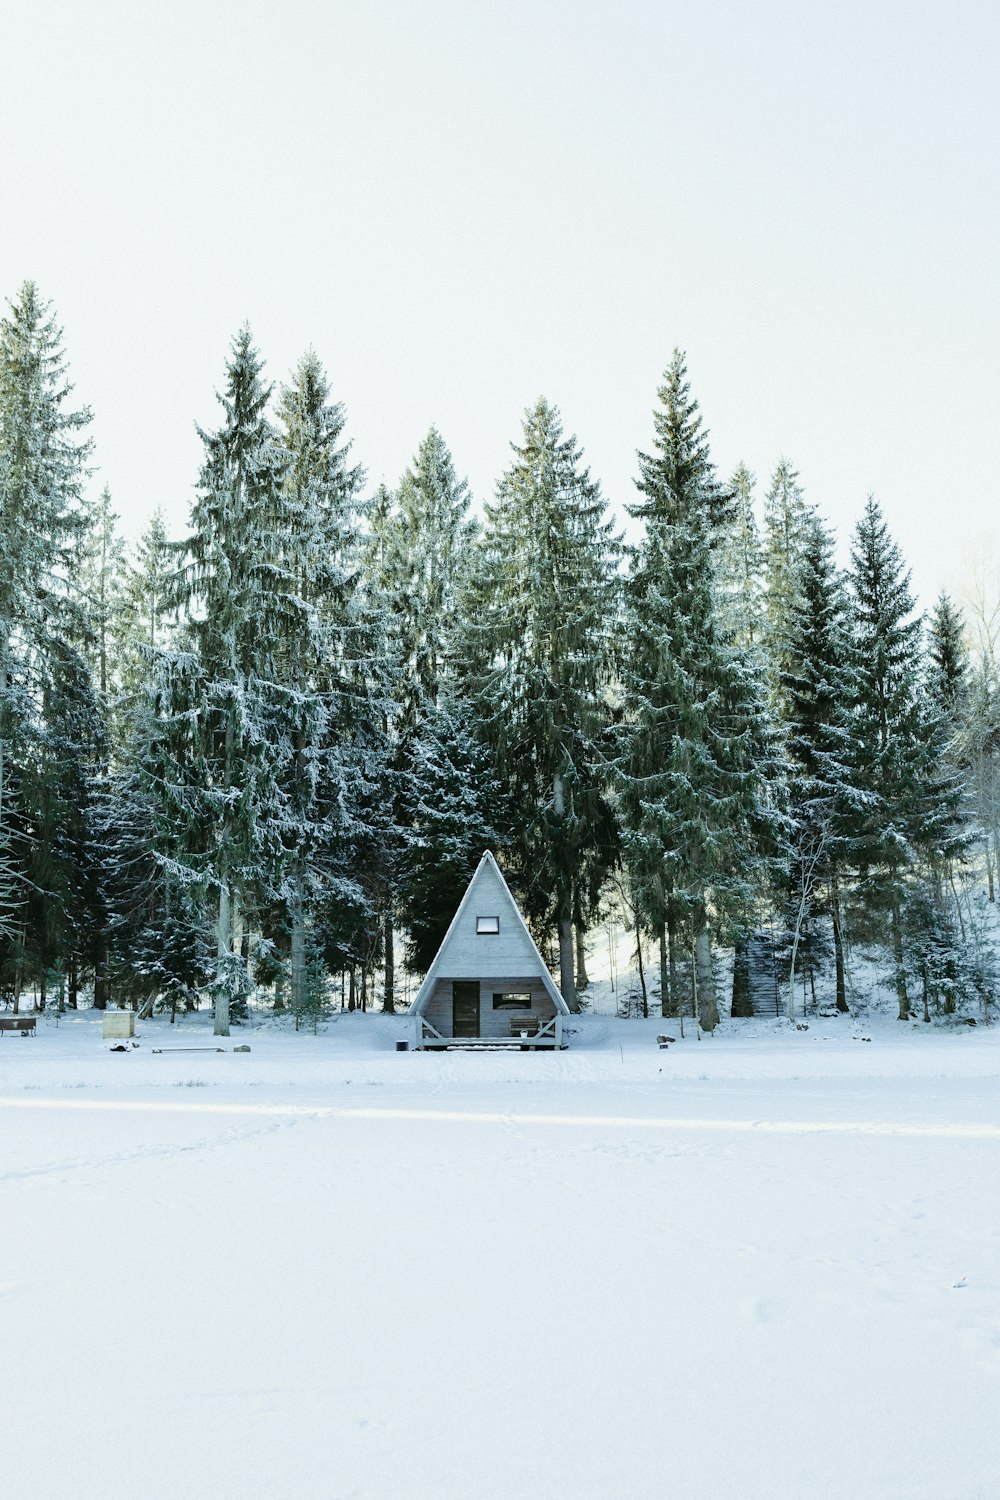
[397,693,507,973]
[386,427,476,724]
[467,397,619,1008]
[762,457,812,712]
[616,353,779,1028]
[168,327,288,1034]
[845,498,966,1019]
[365,429,477,1007]
[717,461,763,647]
[269,348,379,1024]
[0,283,96,1006]
[927,592,969,723]
[780,516,857,1011]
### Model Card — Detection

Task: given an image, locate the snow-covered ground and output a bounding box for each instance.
[4,1009,999,1499]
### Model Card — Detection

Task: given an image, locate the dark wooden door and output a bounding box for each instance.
[452,982,480,1037]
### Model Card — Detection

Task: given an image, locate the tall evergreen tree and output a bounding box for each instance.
[269,348,380,1024]
[165,327,288,1034]
[397,693,507,974]
[467,397,619,1008]
[616,353,779,1028]
[717,461,763,647]
[385,427,476,723]
[365,429,477,1007]
[846,498,965,1019]
[780,516,857,1012]
[927,592,969,723]
[762,457,812,712]
[0,283,96,1006]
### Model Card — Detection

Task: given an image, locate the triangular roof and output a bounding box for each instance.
[408,851,570,1015]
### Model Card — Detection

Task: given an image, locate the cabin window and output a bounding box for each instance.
[476,915,500,934]
[493,992,532,1010]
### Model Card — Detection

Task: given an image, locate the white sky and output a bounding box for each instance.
[3,0,998,611]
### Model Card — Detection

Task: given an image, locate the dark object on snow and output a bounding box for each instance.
[151,1047,226,1054]
[233,1044,251,1052]
[396,1039,409,1051]
[657,1034,676,1048]
[0,1015,37,1037]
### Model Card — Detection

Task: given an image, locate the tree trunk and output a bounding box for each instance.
[658,923,670,1018]
[383,913,395,1013]
[666,904,683,1018]
[69,955,79,1011]
[830,870,848,1012]
[552,773,577,1011]
[214,884,232,1037]
[634,926,648,1018]
[348,967,356,1012]
[695,917,718,1031]
[290,872,306,1029]
[92,925,109,1010]
[558,917,577,1011]
[889,889,909,1021]
[730,934,752,1017]
[574,922,589,991]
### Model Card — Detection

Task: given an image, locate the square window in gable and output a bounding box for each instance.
[476,915,500,934]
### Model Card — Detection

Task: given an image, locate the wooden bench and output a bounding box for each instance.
[0,1015,38,1037]
[508,1014,541,1038]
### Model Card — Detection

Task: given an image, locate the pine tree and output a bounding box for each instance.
[762,457,812,712]
[386,427,476,723]
[846,498,966,1019]
[365,429,477,1007]
[0,283,95,1007]
[616,353,779,1029]
[467,397,620,1008]
[780,516,857,1012]
[927,592,969,723]
[117,507,174,716]
[397,693,509,973]
[269,348,379,1024]
[167,327,289,1034]
[717,461,763,647]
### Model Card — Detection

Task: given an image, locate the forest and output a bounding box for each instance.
[1,279,996,1035]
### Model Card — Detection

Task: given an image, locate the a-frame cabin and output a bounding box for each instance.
[408,852,570,1049]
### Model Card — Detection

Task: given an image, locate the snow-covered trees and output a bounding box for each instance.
[0,283,100,1006]
[616,353,780,1029]
[269,348,377,1026]
[467,398,620,1008]
[162,328,289,1032]
[780,516,857,1012]
[845,499,968,1019]
[0,272,993,1027]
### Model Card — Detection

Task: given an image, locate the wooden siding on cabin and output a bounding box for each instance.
[423,977,558,1039]
[429,861,543,979]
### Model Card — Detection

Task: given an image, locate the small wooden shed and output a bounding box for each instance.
[408,852,570,1049]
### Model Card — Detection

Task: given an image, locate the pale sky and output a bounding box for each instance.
[3,0,998,611]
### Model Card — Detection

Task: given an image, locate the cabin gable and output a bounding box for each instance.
[408,852,568,1046]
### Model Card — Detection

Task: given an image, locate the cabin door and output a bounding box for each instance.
[452,982,480,1037]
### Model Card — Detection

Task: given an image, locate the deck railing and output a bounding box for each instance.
[416,1012,564,1049]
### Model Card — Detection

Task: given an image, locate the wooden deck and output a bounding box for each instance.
[415,1014,565,1050]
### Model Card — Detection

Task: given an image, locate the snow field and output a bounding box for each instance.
[2,1011,999,1499]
